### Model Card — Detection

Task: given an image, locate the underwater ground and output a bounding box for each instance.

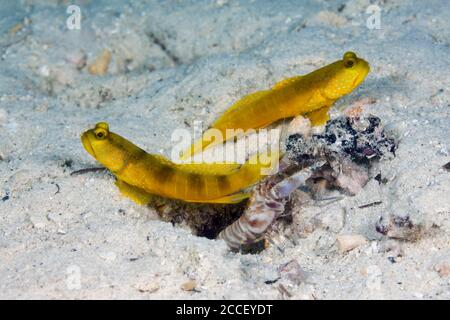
[0,0,449,299]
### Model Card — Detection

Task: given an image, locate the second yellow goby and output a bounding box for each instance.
[181,51,370,159]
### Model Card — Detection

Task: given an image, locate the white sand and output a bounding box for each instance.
[0,0,449,299]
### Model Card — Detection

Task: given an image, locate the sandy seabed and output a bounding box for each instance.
[0,0,449,299]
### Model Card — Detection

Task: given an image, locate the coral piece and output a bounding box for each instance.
[286,115,396,197]
[375,214,424,241]
[287,115,396,164]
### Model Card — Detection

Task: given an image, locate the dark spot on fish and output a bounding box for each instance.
[154,165,175,182]
[217,175,231,193]
[189,173,205,196]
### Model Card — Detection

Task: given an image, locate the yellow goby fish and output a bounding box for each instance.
[81,122,276,204]
[181,51,370,159]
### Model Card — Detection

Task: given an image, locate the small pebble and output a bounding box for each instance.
[278,260,308,286]
[39,65,50,77]
[337,234,367,253]
[287,115,312,136]
[88,49,111,76]
[135,281,160,293]
[98,251,117,262]
[433,256,450,277]
[181,280,197,291]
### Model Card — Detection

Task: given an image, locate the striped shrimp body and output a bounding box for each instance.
[218,170,311,251]
[81,122,276,204]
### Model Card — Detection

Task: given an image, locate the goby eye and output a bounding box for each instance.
[345,59,355,68]
[94,128,107,139]
[343,51,357,68]
[94,122,109,140]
